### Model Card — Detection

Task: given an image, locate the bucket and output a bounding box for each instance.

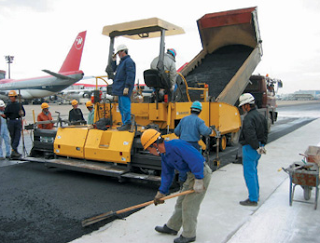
[305,146,320,167]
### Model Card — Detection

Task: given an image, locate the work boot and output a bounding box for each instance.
[239,198,257,206]
[155,224,178,235]
[174,235,196,243]
[117,124,131,131]
[11,150,21,159]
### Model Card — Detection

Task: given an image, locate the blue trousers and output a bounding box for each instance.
[242,144,261,202]
[118,96,131,125]
[7,119,22,152]
[0,123,11,157]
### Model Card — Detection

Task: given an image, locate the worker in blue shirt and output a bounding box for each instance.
[174,101,212,151]
[141,129,212,243]
[85,101,95,125]
[174,101,214,184]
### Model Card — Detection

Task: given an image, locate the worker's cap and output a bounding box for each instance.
[167,48,177,57]
[41,102,50,109]
[238,93,255,107]
[86,101,93,108]
[71,100,78,106]
[0,100,5,107]
[8,90,17,97]
[190,101,202,112]
[115,44,128,54]
[141,129,161,150]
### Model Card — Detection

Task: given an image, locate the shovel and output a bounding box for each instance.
[82,189,194,227]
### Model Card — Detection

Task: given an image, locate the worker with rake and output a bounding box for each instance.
[141,128,212,243]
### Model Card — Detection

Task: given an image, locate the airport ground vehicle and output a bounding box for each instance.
[24,7,263,182]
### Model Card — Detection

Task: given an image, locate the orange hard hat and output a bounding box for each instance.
[141,129,161,150]
[86,101,93,107]
[8,90,17,97]
[41,102,50,109]
[71,100,78,106]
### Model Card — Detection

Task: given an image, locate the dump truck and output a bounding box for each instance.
[243,74,283,130]
[24,6,262,183]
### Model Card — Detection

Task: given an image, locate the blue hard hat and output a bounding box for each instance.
[167,48,177,57]
[191,101,202,111]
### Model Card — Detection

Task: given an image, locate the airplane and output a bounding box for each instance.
[0,31,87,102]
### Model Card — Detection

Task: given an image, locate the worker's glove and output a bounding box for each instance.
[112,53,117,61]
[154,191,165,206]
[257,147,266,155]
[170,85,175,92]
[114,96,118,102]
[193,179,205,194]
[123,87,129,96]
[210,125,220,138]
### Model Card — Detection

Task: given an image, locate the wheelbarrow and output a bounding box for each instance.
[282,162,319,209]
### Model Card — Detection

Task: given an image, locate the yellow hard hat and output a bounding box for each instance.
[8,90,17,97]
[86,101,93,107]
[141,129,161,150]
[41,102,50,109]
[71,100,78,106]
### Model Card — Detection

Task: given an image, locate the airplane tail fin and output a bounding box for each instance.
[59,31,87,73]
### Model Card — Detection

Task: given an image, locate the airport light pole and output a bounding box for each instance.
[5,55,14,79]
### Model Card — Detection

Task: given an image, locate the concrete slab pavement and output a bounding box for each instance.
[69,118,320,243]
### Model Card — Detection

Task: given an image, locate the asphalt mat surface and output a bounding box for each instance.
[0,162,158,243]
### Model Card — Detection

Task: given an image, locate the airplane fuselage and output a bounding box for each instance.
[0,71,84,99]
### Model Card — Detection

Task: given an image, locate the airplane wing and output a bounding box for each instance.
[42,69,78,81]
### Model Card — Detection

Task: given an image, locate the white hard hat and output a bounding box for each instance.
[239,93,255,107]
[115,44,128,54]
[0,100,5,107]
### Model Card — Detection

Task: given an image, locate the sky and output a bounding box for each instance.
[0,0,319,94]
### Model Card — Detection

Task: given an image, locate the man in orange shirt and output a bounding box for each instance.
[37,103,54,129]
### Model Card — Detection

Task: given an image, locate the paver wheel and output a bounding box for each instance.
[219,135,227,151]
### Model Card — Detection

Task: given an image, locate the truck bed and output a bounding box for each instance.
[178,7,262,105]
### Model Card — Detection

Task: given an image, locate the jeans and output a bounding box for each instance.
[0,124,11,157]
[118,96,131,125]
[242,144,261,202]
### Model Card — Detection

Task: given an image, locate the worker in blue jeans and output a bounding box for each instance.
[238,93,268,206]
[0,100,11,159]
[174,101,213,151]
[111,44,136,131]
[174,101,214,184]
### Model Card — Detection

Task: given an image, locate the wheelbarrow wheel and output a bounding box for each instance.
[303,186,312,200]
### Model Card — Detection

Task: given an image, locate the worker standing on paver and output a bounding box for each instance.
[37,102,54,129]
[111,44,136,131]
[238,93,268,206]
[1,90,25,159]
[86,101,94,125]
[174,101,213,151]
[0,100,11,160]
[141,129,211,243]
[151,48,177,95]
